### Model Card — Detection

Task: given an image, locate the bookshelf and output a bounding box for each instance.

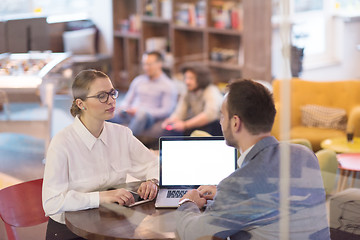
[112,0,271,91]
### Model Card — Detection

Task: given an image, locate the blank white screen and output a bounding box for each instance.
[161,139,236,186]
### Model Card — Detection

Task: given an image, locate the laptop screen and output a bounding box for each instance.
[159,136,237,187]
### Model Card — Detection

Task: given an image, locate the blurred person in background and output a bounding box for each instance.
[109,51,177,136]
[162,64,223,136]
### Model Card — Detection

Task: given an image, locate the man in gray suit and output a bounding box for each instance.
[176,80,330,239]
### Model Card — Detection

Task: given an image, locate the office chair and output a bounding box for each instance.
[288,138,313,151]
[315,149,338,195]
[190,130,212,137]
[0,178,48,240]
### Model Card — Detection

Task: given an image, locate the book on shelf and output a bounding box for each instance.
[116,14,140,33]
[145,37,167,53]
[196,0,206,27]
[161,0,172,20]
[175,1,206,27]
[211,1,243,30]
[129,14,141,32]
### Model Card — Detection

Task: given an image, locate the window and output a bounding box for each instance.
[334,0,360,14]
[290,0,339,69]
[0,0,93,17]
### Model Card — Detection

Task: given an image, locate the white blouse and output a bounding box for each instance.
[42,116,159,224]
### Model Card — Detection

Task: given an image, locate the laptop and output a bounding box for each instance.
[155,136,238,208]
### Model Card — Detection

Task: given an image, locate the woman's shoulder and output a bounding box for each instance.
[105,121,132,135]
[48,123,76,148]
[104,122,138,146]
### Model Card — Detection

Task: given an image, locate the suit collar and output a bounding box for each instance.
[242,136,279,165]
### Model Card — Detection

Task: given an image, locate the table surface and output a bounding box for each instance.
[320,137,360,153]
[65,181,179,240]
[337,153,360,171]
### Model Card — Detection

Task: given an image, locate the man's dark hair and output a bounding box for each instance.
[144,51,164,62]
[227,79,276,134]
[181,63,213,90]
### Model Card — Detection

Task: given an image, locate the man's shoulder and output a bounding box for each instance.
[131,74,148,84]
[158,73,174,84]
[287,142,315,158]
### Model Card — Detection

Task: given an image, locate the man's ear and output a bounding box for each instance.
[232,115,241,132]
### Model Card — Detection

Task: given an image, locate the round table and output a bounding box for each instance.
[320,137,360,153]
[336,153,360,192]
[321,137,360,192]
[65,181,178,240]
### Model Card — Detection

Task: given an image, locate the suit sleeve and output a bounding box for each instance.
[176,173,280,240]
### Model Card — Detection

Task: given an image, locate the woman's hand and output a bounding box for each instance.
[137,180,158,200]
[99,188,135,206]
[172,120,186,131]
[197,185,217,200]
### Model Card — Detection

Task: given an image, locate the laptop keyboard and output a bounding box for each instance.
[167,190,188,198]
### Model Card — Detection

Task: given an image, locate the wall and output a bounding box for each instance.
[89,0,113,55]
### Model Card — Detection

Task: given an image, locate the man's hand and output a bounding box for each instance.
[198,185,217,200]
[162,117,178,129]
[137,180,158,200]
[180,189,207,209]
[99,188,135,205]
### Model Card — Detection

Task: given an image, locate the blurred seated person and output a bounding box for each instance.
[109,51,178,136]
[161,64,223,136]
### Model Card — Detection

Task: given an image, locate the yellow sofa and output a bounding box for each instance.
[272,79,360,151]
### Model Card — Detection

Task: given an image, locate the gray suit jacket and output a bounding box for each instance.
[176,136,330,240]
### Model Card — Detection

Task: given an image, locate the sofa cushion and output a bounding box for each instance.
[291,126,345,151]
[301,104,347,130]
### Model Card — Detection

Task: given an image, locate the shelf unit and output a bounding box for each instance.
[112,0,271,91]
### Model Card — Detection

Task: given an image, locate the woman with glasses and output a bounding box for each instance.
[42,69,159,240]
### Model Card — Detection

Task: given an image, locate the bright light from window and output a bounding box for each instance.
[294,0,323,13]
[292,15,325,55]
[0,0,93,16]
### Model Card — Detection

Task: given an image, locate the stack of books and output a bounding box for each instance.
[175,0,206,27]
[211,1,243,30]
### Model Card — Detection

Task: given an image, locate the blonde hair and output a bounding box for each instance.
[70,69,109,117]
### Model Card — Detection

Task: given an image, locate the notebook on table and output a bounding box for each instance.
[155,136,238,208]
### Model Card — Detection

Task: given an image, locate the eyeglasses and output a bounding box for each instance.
[85,89,119,103]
